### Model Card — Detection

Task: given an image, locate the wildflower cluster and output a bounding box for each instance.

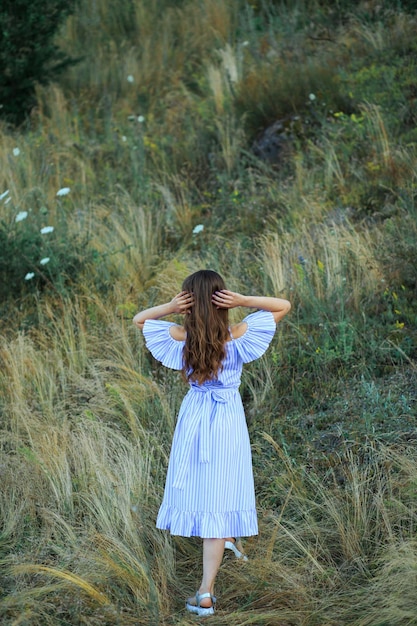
[0,187,92,301]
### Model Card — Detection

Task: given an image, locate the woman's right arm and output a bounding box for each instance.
[212,290,291,323]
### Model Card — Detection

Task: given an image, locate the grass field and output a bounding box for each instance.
[1,1,417,624]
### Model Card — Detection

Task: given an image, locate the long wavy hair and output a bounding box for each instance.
[182,270,229,385]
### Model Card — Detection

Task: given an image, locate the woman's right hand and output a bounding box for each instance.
[211,290,245,309]
[212,291,291,322]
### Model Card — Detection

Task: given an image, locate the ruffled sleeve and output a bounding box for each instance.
[233,310,276,363]
[142,320,184,370]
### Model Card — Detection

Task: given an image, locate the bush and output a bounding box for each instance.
[0,199,92,302]
[0,0,79,126]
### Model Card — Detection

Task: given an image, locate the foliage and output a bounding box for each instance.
[0,196,93,303]
[0,0,417,624]
[0,0,79,125]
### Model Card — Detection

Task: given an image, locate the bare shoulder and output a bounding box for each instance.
[229,321,248,340]
[169,324,186,341]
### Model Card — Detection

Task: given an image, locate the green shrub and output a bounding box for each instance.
[0,0,79,125]
[0,196,92,302]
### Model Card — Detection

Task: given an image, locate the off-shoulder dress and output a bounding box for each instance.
[142,309,276,538]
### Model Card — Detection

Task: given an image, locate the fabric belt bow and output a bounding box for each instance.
[172,384,236,490]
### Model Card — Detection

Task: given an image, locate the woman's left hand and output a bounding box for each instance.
[170,291,194,314]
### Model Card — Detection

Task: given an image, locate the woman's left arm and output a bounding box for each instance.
[133,291,193,329]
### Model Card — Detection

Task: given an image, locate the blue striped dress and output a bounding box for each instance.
[143,310,276,538]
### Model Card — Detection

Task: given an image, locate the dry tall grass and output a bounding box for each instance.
[1,293,416,624]
[1,0,417,624]
[260,221,383,311]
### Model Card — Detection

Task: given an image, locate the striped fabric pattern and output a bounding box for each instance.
[143,310,277,538]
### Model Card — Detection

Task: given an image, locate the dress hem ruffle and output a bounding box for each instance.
[156,504,258,538]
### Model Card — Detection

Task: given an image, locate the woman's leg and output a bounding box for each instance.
[188,538,225,608]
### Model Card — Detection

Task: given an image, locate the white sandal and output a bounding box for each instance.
[224,537,248,561]
[185,591,216,617]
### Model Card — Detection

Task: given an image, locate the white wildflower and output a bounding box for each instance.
[309,93,316,101]
[56,187,71,197]
[40,226,54,234]
[0,190,10,201]
[192,224,204,234]
[137,115,145,123]
[25,272,35,280]
[40,257,50,265]
[127,75,134,83]
[241,40,249,47]
[121,135,127,142]
[15,211,28,222]
[13,147,20,157]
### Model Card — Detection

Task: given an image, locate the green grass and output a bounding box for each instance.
[1,0,417,624]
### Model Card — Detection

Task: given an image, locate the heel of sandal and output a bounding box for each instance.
[186,591,216,617]
[224,537,248,561]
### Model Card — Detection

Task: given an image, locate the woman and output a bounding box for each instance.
[133,270,291,616]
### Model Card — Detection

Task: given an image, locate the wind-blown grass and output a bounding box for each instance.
[1,0,417,624]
